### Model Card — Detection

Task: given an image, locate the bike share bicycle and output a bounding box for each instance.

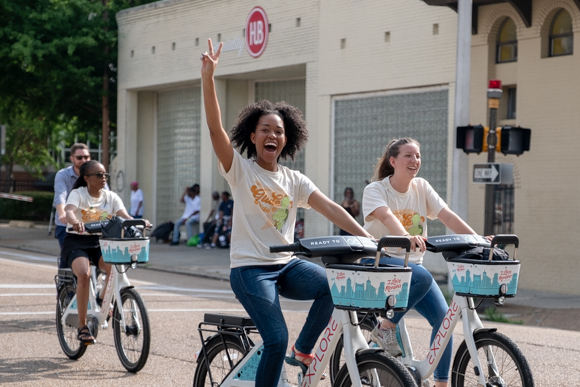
[193,235,419,387]
[54,217,152,373]
[330,234,534,387]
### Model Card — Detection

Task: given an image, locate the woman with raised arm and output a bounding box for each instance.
[62,160,148,345]
[201,39,373,387]
[362,138,483,387]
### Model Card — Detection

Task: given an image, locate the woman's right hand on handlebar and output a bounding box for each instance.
[407,234,426,253]
[72,221,85,234]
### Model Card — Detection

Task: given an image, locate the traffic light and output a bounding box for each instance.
[500,126,531,155]
[456,125,484,153]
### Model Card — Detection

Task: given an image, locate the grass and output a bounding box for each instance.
[483,307,524,325]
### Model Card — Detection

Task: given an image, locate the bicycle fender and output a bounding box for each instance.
[356,347,385,357]
[473,327,497,335]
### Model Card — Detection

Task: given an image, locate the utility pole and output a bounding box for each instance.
[102,0,110,171]
[484,80,502,236]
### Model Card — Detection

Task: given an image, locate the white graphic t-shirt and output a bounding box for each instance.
[220,150,318,268]
[66,187,126,233]
[363,176,446,264]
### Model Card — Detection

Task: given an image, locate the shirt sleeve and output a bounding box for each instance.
[136,189,144,202]
[295,172,318,209]
[53,170,68,207]
[421,179,447,219]
[219,150,240,187]
[110,192,126,214]
[362,182,388,222]
[65,189,82,208]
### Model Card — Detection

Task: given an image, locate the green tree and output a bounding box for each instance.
[0,0,156,190]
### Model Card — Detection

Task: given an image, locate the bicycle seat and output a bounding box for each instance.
[270,235,378,265]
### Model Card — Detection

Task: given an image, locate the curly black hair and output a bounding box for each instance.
[230,100,308,161]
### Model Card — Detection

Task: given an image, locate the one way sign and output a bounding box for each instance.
[473,163,500,184]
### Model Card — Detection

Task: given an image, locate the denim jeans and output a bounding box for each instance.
[230,259,334,387]
[361,257,452,383]
[172,217,199,242]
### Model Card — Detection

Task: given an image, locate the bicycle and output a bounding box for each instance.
[329,234,534,387]
[54,218,152,373]
[193,235,420,387]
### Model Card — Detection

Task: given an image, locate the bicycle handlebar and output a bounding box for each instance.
[269,241,301,253]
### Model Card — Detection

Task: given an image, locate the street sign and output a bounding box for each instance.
[473,163,500,184]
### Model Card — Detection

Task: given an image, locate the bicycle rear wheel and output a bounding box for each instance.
[113,288,151,373]
[333,351,417,387]
[56,286,87,360]
[451,331,534,387]
[193,335,246,387]
[329,316,376,383]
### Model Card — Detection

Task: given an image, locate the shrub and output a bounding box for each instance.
[0,191,54,221]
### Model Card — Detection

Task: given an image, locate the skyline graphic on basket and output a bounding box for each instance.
[328,273,410,309]
[449,264,519,296]
[100,239,150,264]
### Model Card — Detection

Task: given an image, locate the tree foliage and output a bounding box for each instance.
[0,0,156,189]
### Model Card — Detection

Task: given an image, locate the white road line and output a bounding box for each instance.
[0,293,55,297]
[0,308,309,316]
[0,257,56,270]
[0,250,56,262]
[0,284,54,288]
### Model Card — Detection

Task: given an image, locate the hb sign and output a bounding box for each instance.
[245,7,269,58]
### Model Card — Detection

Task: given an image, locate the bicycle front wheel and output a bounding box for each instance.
[333,351,417,387]
[451,331,534,387]
[56,286,87,360]
[113,288,151,373]
[193,335,246,387]
[329,316,376,383]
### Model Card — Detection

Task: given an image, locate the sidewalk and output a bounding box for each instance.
[2,222,580,331]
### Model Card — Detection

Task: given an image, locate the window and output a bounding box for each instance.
[507,87,516,119]
[550,9,573,56]
[496,18,517,63]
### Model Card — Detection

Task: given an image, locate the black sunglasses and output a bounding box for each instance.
[74,155,91,161]
[87,172,110,179]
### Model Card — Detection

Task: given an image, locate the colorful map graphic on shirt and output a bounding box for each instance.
[251,184,293,232]
[394,210,425,236]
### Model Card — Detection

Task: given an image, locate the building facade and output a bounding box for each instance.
[115,0,580,295]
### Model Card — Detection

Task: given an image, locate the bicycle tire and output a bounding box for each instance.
[193,335,246,387]
[451,331,534,387]
[329,317,376,384]
[333,351,417,387]
[56,286,87,360]
[113,287,151,373]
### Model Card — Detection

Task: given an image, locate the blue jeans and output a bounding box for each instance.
[172,217,199,242]
[230,259,334,387]
[362,257,452,383]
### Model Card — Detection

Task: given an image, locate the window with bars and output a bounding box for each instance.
[156,87,201,223]
[333,89,449,236]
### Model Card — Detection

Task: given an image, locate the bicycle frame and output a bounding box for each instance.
[60,264,133,332]
[207,309,374,387]
[397,294,490,386]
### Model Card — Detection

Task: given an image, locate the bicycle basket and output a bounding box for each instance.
[447,258,520,297]
[325,263,412,312]
[100,237,150,264]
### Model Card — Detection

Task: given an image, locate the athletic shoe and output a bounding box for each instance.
[370,324,402,357]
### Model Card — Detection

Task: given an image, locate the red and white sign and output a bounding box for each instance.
[245,6,269,58]
[0,193,33,202]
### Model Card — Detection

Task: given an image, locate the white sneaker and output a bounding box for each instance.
[371,324,402,357]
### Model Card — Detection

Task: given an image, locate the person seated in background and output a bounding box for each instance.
[170,184,201,246]
[206,191,233,249]
[199,191,221,247]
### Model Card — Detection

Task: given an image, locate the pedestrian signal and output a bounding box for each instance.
[500,126,531,155]
[456,125,484,154]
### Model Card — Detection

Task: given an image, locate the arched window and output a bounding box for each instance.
[497,18,518,63]
[550,9,573,56]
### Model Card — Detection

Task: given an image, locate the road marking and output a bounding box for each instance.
[0,293,55,297]
[0,250,56,262]
[0,284,54,288]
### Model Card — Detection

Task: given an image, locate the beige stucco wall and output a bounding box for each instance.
[469,0,580,294]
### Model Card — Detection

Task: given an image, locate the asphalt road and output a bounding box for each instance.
[1,247,580,386]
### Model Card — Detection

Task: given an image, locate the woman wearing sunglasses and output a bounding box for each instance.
[61,160,149,345]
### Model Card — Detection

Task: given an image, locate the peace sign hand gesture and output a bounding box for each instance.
[200,39,223,77]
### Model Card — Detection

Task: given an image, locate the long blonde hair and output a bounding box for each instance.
[372,138,421,181]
